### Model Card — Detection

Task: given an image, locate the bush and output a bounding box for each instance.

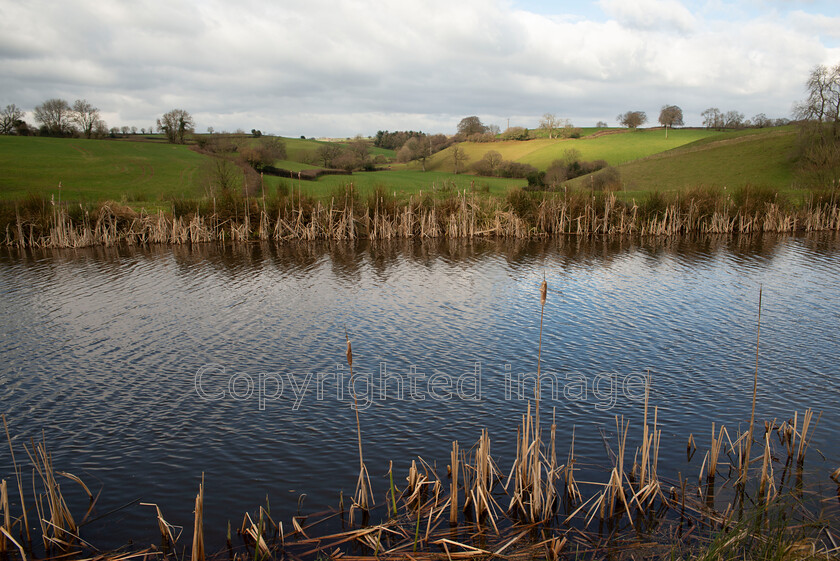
[591,166,621,191]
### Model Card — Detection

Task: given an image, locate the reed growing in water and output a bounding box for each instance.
[3,184,840,248]
[0,285,837,560]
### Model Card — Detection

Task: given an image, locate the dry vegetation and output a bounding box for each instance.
[2,184,840,248]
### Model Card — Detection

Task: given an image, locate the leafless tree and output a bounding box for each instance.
[1,104,25,134]
[724,110,744,129]
[658,105,683,138]
[795,63,840,135]
[316,142,343,168]
[71,99,100,138]
[451,145,470,174]
[34,98,72,135]
[539,113,560,139]
[157,109,194,144]
[596,121,608,128]
[617,111,647,129]
[701,108,724,129]
[794,62,840,186]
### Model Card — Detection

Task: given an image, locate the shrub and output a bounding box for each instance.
[591,166,621,191]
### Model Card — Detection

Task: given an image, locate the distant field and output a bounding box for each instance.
[0,136,208,204]
[421,128,729,174]
[0,127,805,210]
[264,169,525,200]
[575,128,799,199]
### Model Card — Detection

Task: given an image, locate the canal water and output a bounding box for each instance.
[1,233,838,549]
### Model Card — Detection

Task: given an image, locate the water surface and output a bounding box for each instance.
[1,234,839,549]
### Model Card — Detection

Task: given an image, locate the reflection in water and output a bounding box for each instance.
[1,231,839,549]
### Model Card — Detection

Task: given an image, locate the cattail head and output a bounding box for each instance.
[346,339,353,367]
[540,279,547,307]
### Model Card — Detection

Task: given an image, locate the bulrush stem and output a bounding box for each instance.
[743,286,762,484]
[536,278,547,433]
[346,330,371,511]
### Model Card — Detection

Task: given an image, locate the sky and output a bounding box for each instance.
[1,0,839,138]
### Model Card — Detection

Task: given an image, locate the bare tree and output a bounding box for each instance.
[701,108,723,129]
[723,110,744,129]
[658,105,683,138]
[1,104,24,135]
[752,113,771,128]
[316,142,342,168]
[617,111,647,129]
[795,63,840,135]
[596,120,608,128]
[451,145,470,174]
[71,99,100,139]
[241,137,287,171]
[157,109,194,144]
[794,62,840,186]
[34,98,72,136]
[539,113,560,139]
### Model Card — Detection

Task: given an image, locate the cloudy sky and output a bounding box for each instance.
[1,0,838,137]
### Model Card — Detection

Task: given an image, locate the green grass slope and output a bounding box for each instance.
[607,129,797,196]
[265,169,524,200]
[423,129,726,174]
[0,136,209,204]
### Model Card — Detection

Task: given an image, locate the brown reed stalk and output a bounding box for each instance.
[742,286,762,485]
[536,278,547,431]
[24,435,77,549]
[450,441,459,525]
[140,502,180,545]
[346,330,372,512]
[0,479,8,553]
[2,415,29,541]
[191,474,204,561]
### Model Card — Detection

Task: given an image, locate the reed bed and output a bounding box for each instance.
[4,186,840,248]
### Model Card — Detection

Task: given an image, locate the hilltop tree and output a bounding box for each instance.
[539,113,560,139]
[701,107,723,129]
[617,111,647,129]
[1,104,24,135]
[796,62,840,132]
[724,110,745,129]
[794,62,840,186]
[34,98,72,136]
[157,109,194,144]
[658,105,683,138]
[71,99,101,139]
[457,116,487,136]
[596,121,608,128]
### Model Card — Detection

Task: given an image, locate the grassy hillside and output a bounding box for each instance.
[264,169,524,200]
[0,127,804,210]
[0,136,208,204]
[423,128,727,174]
[578,128,798,198]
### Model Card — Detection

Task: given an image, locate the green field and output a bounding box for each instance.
[0,127,805,209]
[423,128,731,174]
[570,128,799,199]
[263,169,525,200]
[0,136,208,204]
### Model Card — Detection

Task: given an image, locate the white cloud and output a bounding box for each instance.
[0,0,837,135]
[599,0,697,31]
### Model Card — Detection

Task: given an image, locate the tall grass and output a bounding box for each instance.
[3,184,840,248]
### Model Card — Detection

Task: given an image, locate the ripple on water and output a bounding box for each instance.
[1,235,839,548]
